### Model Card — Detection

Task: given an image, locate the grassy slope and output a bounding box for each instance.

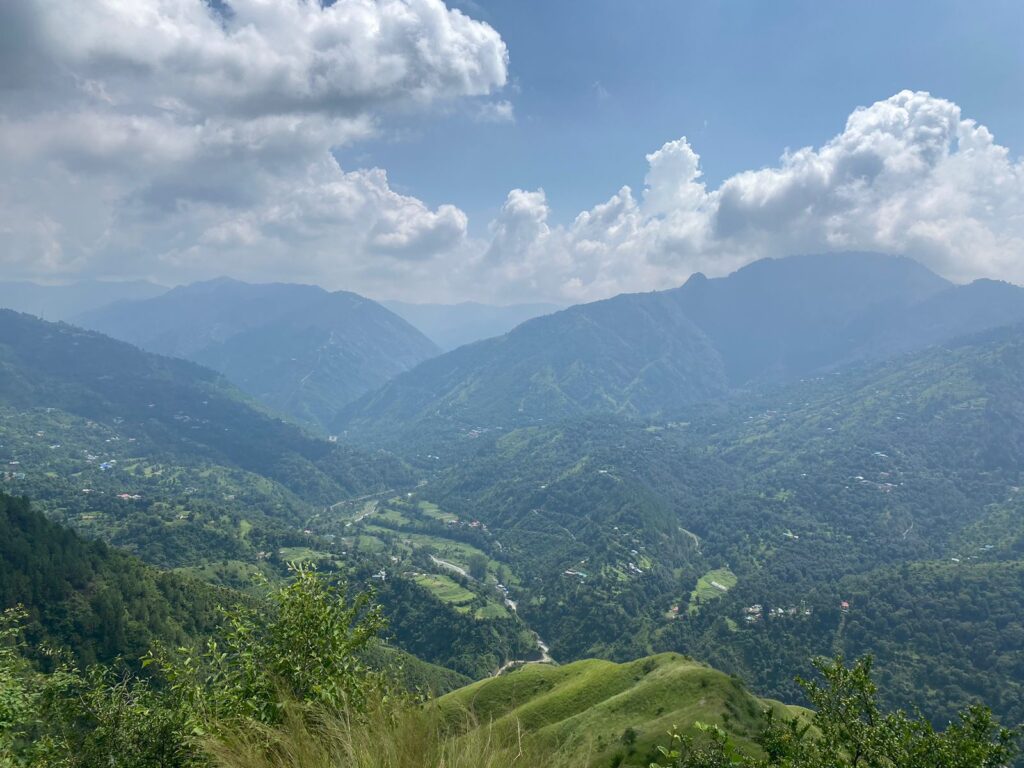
[438,653,806,767]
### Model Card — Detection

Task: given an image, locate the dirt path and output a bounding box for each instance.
[494,633,553,676]
[430,554,471,580]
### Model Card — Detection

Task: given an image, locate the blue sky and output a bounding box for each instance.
[340,0,1024,234]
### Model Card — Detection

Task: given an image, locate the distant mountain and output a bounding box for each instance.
[380,300,562,350]
[0,279,167,321]
[339,253,1024,436]
[76,278,440,431]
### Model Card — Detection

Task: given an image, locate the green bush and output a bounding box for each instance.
[651,656,1019,768]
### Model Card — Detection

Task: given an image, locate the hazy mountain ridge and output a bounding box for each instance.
[0,279,168,321]
[75,278,441,432]
[339,253,1024,437]
[381,300,563,350]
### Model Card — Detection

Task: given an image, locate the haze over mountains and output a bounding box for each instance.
[381,300,562,350]
[0,279,167,321]
[75,278,440,432]
[339,252,1024,437]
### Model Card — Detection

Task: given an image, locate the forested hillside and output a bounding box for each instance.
[405,323,1024,727]
[340,253,1024,440]
[0,492,225,667]
[76,278,440,431]
[0,309,410,564]
[0,311,538,678]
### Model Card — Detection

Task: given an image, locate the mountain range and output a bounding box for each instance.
[4,251,1024,753]
[75,278,440,432]
[0,279,167,320]
[339,252,1024,438]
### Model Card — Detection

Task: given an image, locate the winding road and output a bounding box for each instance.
[493,633,553,676]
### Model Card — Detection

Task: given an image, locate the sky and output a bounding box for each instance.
[1,0,1022,303]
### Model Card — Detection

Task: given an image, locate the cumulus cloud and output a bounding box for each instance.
[0,0,507,292]
[472,90,1024,302]
[1,8,1021,311]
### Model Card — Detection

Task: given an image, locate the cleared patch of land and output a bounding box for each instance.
[688,567,737,614]
[412,573,476,611]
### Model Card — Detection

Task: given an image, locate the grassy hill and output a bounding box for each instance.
[438,653,807,767]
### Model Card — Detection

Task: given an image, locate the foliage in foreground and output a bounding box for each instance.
[652,656,1019,768]
[206,697,580,768]
[0,569,1019,768]
[150,566,386,729]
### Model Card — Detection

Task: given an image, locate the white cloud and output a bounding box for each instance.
[0,0,507,292]
[8,0,508,118]
[474,99,515,123]
[1,7,1021,314]
[471,91,1024,302]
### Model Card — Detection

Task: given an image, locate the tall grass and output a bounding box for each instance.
[204,695,590,768]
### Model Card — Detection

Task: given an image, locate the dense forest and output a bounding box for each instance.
[0,493,226,667]
[405,325,1024,727]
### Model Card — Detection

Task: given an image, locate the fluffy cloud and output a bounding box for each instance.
[0,0,506,290]
[2,7,1021,311]
[481,91,1024,302]
[4,0,508,116]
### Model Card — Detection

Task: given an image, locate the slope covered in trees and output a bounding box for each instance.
[339,253,1024,440]
[408,323,1024,727]
[0,492,226,667]
[0,309,411,564]
[76,278,440,431]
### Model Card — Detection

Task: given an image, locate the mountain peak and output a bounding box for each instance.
[683,271,708,286]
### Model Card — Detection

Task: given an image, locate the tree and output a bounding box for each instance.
[154,564,386,728]
[468,553,489,581]
[650,655,1019,768]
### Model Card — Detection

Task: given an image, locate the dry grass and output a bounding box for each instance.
[204,695,589,768]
